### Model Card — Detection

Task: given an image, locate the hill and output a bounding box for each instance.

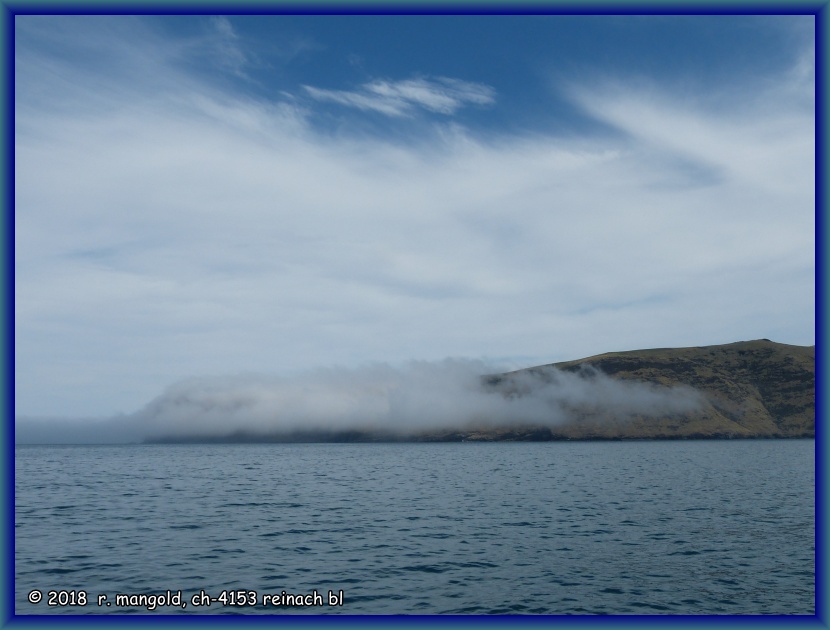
[146,339,815,443]
[471,339,815,441]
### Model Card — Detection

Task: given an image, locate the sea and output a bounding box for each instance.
[14,439,815,616]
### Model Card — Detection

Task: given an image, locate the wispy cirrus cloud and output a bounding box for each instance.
[14,16,814,421]
[208,16,250,78]
[303,76,496,117]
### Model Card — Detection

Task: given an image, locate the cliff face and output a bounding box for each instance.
[475,339,815,440]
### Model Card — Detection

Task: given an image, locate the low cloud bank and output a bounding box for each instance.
[132,360,703,440]
[15,360,705,444]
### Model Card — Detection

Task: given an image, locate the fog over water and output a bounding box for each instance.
[16,360,704,444]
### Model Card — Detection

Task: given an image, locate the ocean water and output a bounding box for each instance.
[15,440,814,615]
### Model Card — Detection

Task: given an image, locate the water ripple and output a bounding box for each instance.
[15,440,815,615]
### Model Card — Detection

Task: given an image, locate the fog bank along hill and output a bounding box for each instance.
[147,339,815,443]
[474,339,815,441]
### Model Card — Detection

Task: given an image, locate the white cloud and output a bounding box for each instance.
[208,16,249,78]
[14,17,814,419]
[568,83,814,199]
[303,76,495,117]
[129,360,704,439]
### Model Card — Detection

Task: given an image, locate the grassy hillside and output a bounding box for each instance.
[474,339,815,440]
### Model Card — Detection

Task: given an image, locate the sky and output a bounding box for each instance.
[14,14,815,422]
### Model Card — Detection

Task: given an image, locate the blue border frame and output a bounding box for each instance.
[0,2,828,14]
[4,3,825,629]
[816,2,827,627]
[3,0,15,627]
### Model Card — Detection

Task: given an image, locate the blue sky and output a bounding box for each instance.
[14,14,815,419]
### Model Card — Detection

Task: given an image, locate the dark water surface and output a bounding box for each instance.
[15,440,814,615]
